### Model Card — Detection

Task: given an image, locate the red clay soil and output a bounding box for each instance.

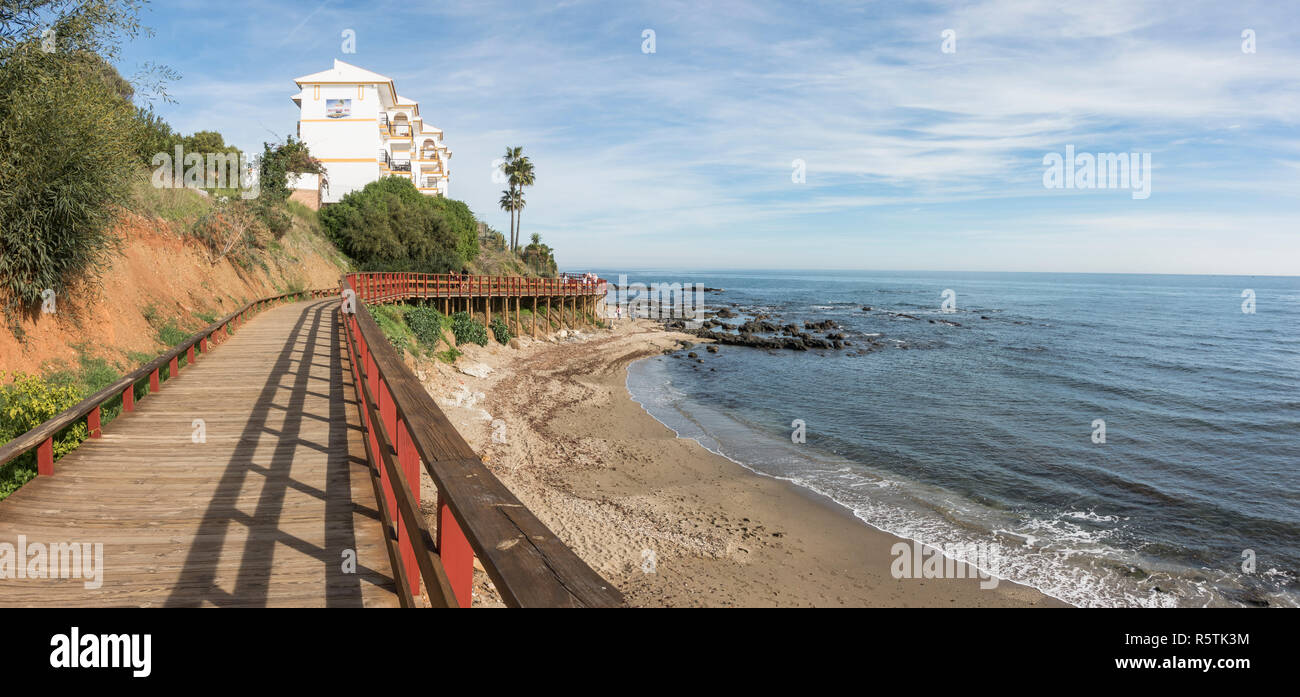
[0,213,347,377]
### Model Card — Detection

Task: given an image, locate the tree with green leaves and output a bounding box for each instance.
[498,188,522,248]
[521,233,556,277]
[0,0,157,310]
[501,146,522,249]
[320,177,477,274]
[252,136,325,235]
[427,195,479,265]
[507,155,534,250]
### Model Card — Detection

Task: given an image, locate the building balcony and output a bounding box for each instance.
[376,151,412,172]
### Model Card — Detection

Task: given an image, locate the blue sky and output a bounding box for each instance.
[117,0,1299,275]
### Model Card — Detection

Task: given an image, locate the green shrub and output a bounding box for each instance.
[435,347,462,364]
[188,199,272,268]
[319,177,475,274]
[370,304,413,353]
[157,320,189,347]
[72,355,120,395]
[490,316,511,345]
[450,311,488,347]
[0,372,89,500]
[427,196,480,264]
[131,176,210,222]
[407,305,447,348]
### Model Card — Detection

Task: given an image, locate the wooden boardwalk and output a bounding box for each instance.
[0,299,399,607]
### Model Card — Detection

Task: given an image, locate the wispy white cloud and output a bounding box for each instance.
[121,0,1300,274]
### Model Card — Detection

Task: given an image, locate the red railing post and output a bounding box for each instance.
[88,406,101,439]
[187,345,196,365]
[169,355,179,379]
[438,495,474,607]
[149,368,160,394]
[123,385,134,412]
[397,419,420,597]
[37,437,53,476]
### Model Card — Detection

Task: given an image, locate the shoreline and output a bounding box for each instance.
[415,319,1067,607]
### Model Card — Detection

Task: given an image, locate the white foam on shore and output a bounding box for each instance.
[623,355,1285,608]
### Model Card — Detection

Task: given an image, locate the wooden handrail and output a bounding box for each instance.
[340,272,623,608]
[0,288,333,475]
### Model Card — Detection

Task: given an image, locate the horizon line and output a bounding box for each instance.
[562,266,1300,279]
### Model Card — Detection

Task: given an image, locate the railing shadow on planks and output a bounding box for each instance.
[340,271,621,607]
[0,289,334,478]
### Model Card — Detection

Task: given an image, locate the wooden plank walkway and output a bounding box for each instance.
[0,298,399,607]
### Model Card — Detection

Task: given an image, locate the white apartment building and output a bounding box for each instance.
[290,60,451,205]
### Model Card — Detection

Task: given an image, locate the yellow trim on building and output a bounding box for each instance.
[295,80,400,104]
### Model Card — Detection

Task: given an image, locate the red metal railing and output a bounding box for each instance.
[347,271,608,306]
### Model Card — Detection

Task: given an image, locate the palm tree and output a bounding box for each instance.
[511,188,527,251]
[498,189,522,246]
[507,156,534,250]
[502,146,523,249]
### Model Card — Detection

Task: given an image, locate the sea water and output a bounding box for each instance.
[599,269,1299,607]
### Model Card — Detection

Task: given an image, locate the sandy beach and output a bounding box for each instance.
[412,319,1067,607]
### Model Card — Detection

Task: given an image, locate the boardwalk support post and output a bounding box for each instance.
[88,406,101,439]
[37,437,53,476]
